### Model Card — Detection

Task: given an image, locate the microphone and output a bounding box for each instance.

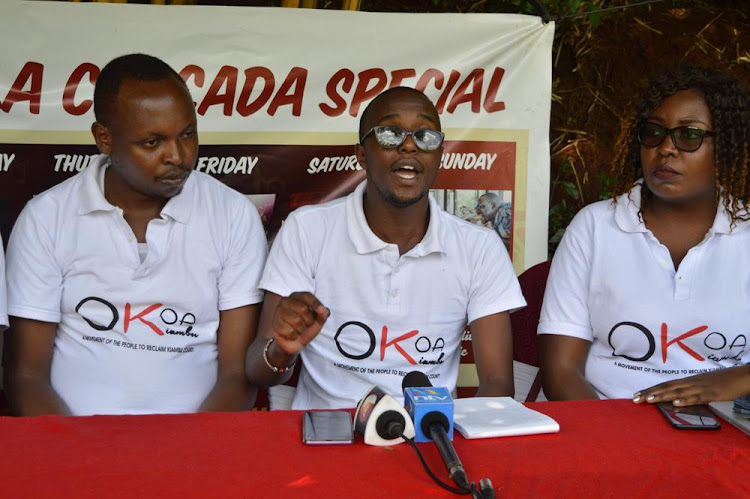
[353,385,415,446]
[402,371,469,490]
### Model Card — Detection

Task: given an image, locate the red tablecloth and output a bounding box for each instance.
[0,399,747,498]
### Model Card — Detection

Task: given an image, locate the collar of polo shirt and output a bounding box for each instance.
[345,180,446,257]
[614,180,744,236]
[77,155,194,224]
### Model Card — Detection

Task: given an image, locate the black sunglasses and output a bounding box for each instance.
[637,122,715,152]
[360,126,444,152]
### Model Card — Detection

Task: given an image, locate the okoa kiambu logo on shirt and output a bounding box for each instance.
[607,321,747,375]
[74,296,200,353]
[331,321,447,375]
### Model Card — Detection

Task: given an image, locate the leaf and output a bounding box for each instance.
[590,12,600,28]
[549,228,567,244]
[562,181,579,199]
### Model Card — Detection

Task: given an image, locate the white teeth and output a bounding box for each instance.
[396,171,417,180]
[394,164,418,180]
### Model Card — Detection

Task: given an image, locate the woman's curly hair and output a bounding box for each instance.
[611,65,750,224]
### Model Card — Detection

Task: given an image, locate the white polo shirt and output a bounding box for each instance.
[0,240,8,329]
[6,155,267,415]
[539,183,750,399]
[261,180,526,410]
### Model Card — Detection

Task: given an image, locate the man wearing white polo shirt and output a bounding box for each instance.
[246,87,525,410]
[4,54,267,416]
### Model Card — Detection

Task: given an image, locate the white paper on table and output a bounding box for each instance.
[453,397,560,439]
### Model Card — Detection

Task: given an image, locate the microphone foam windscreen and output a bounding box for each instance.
[402,371,431,391]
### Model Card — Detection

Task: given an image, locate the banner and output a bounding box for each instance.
[0,1,554,398]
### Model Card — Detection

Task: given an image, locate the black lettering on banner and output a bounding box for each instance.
[608,321,655,362]
[334,321,375,360]
[75,296,118,331]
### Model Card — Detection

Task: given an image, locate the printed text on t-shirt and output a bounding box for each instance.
[75,296,199,338]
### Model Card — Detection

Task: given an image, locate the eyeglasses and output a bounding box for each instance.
[360,126,444,152]
[637,122,715,152]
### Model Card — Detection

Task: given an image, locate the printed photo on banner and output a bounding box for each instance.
[431,189,513,254]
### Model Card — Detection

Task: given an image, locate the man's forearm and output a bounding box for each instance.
[542,369,599,401]
[475,374,514,398]
[199,374,256,412]
[245,336,296,388]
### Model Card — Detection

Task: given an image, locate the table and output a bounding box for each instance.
[0,399,747,498]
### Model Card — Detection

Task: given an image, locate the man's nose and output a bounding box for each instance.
[398,133,418,153]
[163,139,184,165]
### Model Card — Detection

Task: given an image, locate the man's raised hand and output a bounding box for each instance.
[271,291,329,356]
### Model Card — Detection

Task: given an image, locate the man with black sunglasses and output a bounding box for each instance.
[247,87,525,410]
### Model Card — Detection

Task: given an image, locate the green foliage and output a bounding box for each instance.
[598,171,616,200]
[548,159,617,256]
[548,158,579,254]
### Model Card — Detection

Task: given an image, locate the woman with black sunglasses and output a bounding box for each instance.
[538,65,750,407]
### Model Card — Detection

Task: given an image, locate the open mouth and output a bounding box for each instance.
[393,164,420,181]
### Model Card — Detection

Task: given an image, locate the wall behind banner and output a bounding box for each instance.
[0,1,553,401]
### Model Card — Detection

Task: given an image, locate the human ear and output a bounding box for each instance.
[355,144,367,171]
[91,122,112,155]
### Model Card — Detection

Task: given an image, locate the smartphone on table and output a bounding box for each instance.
[302,410,355,444]
[656,402,721,430]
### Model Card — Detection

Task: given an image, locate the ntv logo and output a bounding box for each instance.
[410,387,451,402]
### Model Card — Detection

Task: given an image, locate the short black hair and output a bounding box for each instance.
[94,53,188,126]
[358,87,440,141]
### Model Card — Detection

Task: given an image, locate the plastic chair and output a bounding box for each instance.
[510,260,551,402]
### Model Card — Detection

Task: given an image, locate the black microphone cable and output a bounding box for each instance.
[399,432,484,498]
[399,371,496,498]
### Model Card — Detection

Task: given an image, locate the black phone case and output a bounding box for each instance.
[656,402,721,430]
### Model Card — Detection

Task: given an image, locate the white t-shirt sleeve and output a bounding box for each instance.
[538,208,595,341]
[0,239,8,329]
[259,212,315,298]
[217,196,268,311]
[467,230,526,323]
[6,199,63,323]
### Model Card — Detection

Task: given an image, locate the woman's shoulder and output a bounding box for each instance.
[568,186,641,234]
[566,198,617,232]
